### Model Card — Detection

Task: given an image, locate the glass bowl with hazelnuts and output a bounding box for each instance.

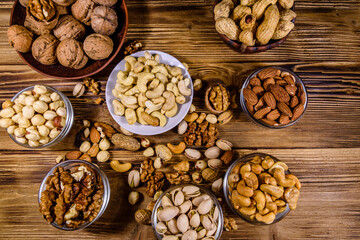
[0,85,74,148]
[240,66,308,128]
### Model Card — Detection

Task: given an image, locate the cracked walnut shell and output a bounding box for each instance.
[71,0,95,26]
[83,33,113,60]
[56,38,88,69]
[91,6,118,36]
[32,33,59,65]
[7,25,34,53]
[53,15,86,41]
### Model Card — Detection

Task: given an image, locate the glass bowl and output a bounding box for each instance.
[223,153,291,225]
[151,184,224,239]
[8,85,74,148]
[240,66,308,129]
[38,160,110,231]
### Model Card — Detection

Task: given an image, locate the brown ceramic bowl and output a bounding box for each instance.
[10,0,128,79]
[213,0,295,54]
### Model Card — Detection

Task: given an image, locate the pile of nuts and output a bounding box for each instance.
[154,185,221,239]
[228,155,301,224]
[214,0,296,47]
[243,67,305,126]
[39,164,104,229]
[0,85,67,147]
[112,51,192,126]
[8,0,119,68]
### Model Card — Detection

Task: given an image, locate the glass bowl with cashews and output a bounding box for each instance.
[0,85,74,148]
[106,50,193,136]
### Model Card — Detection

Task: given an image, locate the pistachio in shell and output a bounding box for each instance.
[134,209,151,225]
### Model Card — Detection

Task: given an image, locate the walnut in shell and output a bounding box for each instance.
[7,25,34,53]
[91,6,118,36]
[53,0,75,6]
[83,33,113,60]
[32,34,59,65]
[93,0,117,6]
[56,38,88,69]
[71,0,95,26]
[53,15,86,41]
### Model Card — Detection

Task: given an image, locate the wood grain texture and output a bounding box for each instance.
[0,0,360,239]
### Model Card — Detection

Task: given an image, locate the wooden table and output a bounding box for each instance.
[1,0,360,239]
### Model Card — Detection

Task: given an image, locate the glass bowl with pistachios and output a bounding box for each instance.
[0,85,74,148]
[151,184,224,240]
[223,153,301,225]
[38,160,110,230]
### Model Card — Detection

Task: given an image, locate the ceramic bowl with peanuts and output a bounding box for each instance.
[223,153,302,225]
[2,85,74,148]
[240,66,308,129]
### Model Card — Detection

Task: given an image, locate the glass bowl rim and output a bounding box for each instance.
[240,66,308,129]
[8,85,74,148]
[223,152,291,225]
[151,183,224,239]
[38,159,111,231]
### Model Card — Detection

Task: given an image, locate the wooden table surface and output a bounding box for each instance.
[1,0,360,239]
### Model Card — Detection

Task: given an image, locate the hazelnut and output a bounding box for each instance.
[25,95,36,106]
[49,128,61,139]
[43,110,57,120]
[22,106,35,119]
[99,138,110,151]
[0,107,15,118]
[91,6,118,36]
[14,127,26,137]
[0,118,14,128]
[32,34,59,65]
[31,114,46,126]
[96,150,110,162]
[83,127,90,138]
[38,125,50,136]
[33,100,49,113]
[71,0,95,26]
[83,120,90,127]
[34,85,48,95]
[80,141,91,153]
[50,92,60,101]
[28,140,40,147]
[39,136,50,144]
[56,38,88,69]
[83,33,113,60]
[56,107,67,117]
[7,25,33,53]
[54,15,86,41]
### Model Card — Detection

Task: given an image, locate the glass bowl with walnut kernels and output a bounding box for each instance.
[240,66,308,129]
[38,160,110,231]
[223,153,291,225]
[151,184,224,240]
[8,85,74,148]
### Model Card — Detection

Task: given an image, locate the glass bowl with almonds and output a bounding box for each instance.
[240,66,308,128]
[223,153,301,225]
[38,160,110,230]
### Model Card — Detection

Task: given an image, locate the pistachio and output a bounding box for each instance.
[172,189,185,206]
[192,194,210,206]
[208,159,223,169]
[155,221,167,234]
[167,218,179,234]
[182,185,201,198]
[179,200,192,214]
[216,139,233,151]
[198,199,213,215]
[183,230,198,240]
[184,148,201,160]
[177,213,189,233]
[205,114,217,124]
[217,110,233,124]
[177,120,188,135]
[204,146,221,159]
[211,178,223,193]
[128,170,140,188]
[143,147,155,157]
[195,160,207,171]
[154,190,163,201]
[154,157,163,169]
[128,191,140,205]
[157,206,180,222]
[155,144,172,161]
[135,209,151,225]
[189,210,200,228]
[73,83,85,98]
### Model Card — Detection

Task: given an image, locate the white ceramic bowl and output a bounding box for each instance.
[106,50,193,135]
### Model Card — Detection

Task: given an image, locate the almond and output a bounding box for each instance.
[266,109,280,120]
[276,80,287,86]
[298,86,306,105]
[252,85,265,95]
[283,75,295,86]
[65,150,82,160]
[279,114,290,124]
[285,85,297,96]
[277,102,293,117]
[90,127,101,143]
[249,77,261,86]
[254,97,265,111]
[243,88,258,106]
[290,96,299,108]
[261,118,278,126]
[87,143,100,157]
[221,150,236,165]
[246,101,254,115]
[94,122,116,138]
[263,78,275,91]
[257,68,279,80]
[79,154,92,162]
[269,85,290,103]
[292,104,304,120]
[263,92,276,109]
[253,107,271,119]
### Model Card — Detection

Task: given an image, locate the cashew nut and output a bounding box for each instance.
[166,82,180,96]
[178,80,191,96]
[144,51,153,59]
[166,65,182,77]
[236,182,254,197]
[243,171,259,189]
[268,161,289,175]
[284,187,300,210]
[117,71,127,83]
[156,72,168,83]
[124,85,139,96]
[240,163,251,176]
[231,190,251,207]
[124,62,131,72]
[145,100,162,111]
[110,161,132,173]
[133,61,144,73]
[167,142,186,154]
[141,112,159,126]
[286,174,301,189]
[137,93,148,107]
[162,91,176,111]
[137,57,146,63]
[151,65,169,75]
[136,107,148,125]
[122,76,136,86]
[251,164,264,175]
[165,103,178,118]
[125,108,137,125]
[145,59,158,67]
[255,212,275,224]
[144,65,151,73]
[261,156,275,169]
[253,190,266,211]
[137,72,155,93]
[154,54,160,63]
[113,99,125,116]
[115,83,131,93]
[240,206,256,216]
[119,94,137,106]
[175,95,186,104]
[124,56,136,70]
[258,172,272,184]
[153,96,165,105]
[273,168,295,187]
[149,79,160,89]
[146,83,165,99]
[266,202,277,213]
[260,184,284,199]
[151,111,167,127]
